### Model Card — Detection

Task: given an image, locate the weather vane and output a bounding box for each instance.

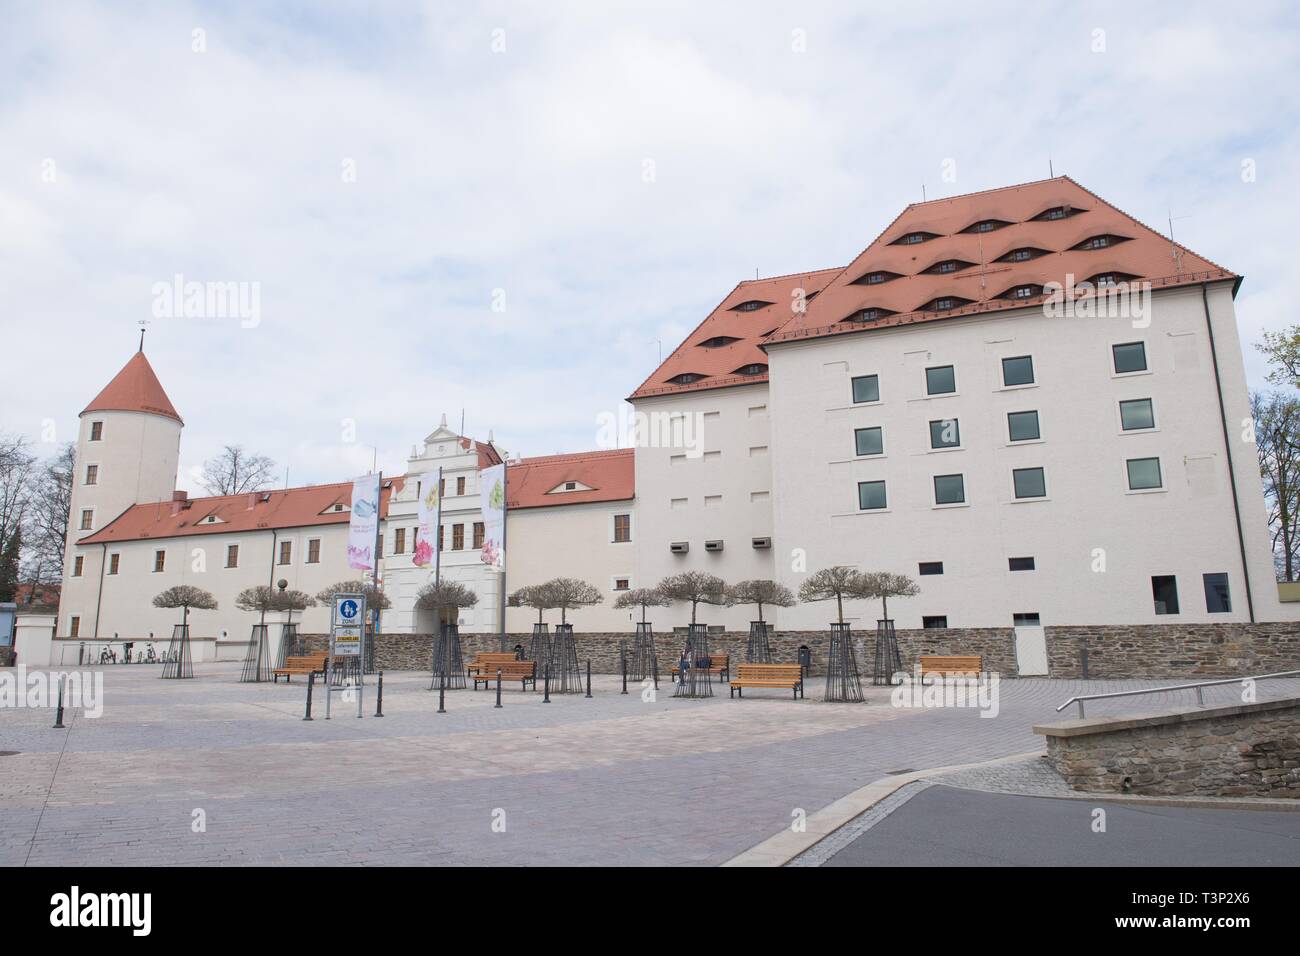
[137,318,149,352]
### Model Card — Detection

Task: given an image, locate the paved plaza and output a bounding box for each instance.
[2,664,1298,866]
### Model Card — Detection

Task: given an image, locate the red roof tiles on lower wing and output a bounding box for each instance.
[505,449,634,510]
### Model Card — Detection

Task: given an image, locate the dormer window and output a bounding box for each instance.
[845,307,896,323]
[1003,284,1044,300]
[1073,234,1128,251]
[668,372,707,385]
[852,270,902,286]
[565,482,577,491]
[734,363,767,376]
[1034,205,1081,221]
[924,259,975,275]
[891,231,940,245]
[961,219,1011,234]
[1088,272,1137,288]
[699,336,741,348]
[919,296,973,312]
[998,247,1048,263]
[731,300,773,312]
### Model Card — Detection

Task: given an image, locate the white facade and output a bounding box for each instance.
[764,282,1292,628]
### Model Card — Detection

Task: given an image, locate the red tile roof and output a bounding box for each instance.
[766,176,1237,346]
[78,477,405,546]
[505,449,634,510]
[82,351,183,424]
[628,268,842,399]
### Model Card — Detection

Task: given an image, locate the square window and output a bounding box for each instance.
[929,418,960,449]
[1007,410,1040,442]
[1112,341,1147,374]
[1152,575,1179,614]
[1001,355,1034,387]
[933,474,966,505]
[925,365,956,395]
[857,480,887,511]
[1013,467,1046,499]
[1203,572,1231,613]
[1119,398,1155,431]
[614,577,630,591]
[613,513,631,542]
[79,509,93,531]
[1126,457,1162,490]
[1013,612,1041,627]
[918,561,944,576]
[855,426,884,457]
[922,615,948,629]
[1008,556,1035,571]
[89,421,103,441]
[851,374,880,404]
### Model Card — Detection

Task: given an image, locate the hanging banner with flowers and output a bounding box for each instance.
[347,474,381,571]
[413,469,441,568]
[478,463,506,572]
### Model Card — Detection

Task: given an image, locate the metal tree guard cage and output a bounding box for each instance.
[673,663,714,698]
[746,621,773,663]
[548,624,583,694]
[528,622,551,677]
[631,621,657,681]
[161,623,193,679]
[872,619,904,686]
[428,622,466,690]
[240,624,271,682]
[276,622,301,668]
[687,622,710,662]
[824,622,864,702]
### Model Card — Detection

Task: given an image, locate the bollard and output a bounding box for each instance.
[585,659,592,698]
[303,672,315,721]
[621,653,628,695]
[53,675,66,729]
[543,662,551,703]
[375,671,384,717]
[653,656,659,691]
[495,668,503,709]
[438,670,447,714]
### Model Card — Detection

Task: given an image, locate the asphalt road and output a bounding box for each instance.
[824,785,1300,867]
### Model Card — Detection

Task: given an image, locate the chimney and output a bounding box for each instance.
[172,490,188,502]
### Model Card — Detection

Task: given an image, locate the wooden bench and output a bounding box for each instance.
[467,651,520,677]
[273,652,329,683]
[471,660,536,692]
[729,663,804,699]
[919,655,983,677]
[671,653,730,682]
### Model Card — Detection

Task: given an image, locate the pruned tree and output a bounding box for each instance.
[509,583,555,625]
[859,571,920,622]
[152,584,218,626]
[728,579,796,624]
[657,571,729,625]
[315,580,391,610]
[798,566,867,624]
[614,587,672,625]
[1253,390,1300,580]
[236,585,315,621]
[541,577,604,625]
[415,579,479,620]
[200,444,276,496]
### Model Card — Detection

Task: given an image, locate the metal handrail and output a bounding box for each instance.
[1056,669,1300,718]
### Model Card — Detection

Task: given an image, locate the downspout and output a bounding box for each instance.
[1201,283,1256,623]
[92,542,107,638]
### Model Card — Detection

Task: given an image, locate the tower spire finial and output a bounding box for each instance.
[137,319,149,352]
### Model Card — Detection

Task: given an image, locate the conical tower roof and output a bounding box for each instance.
[81,351,183,424]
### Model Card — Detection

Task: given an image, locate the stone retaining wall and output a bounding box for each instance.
[297,621,1300,679]
[1035,698,1300,797]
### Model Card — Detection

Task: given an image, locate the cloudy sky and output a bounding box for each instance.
[3,1,1298,489]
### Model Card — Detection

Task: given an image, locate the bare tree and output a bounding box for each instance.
[0,433,35,555]
[858,571,920,622]
[509,584,555,625]
[1253,391,1300,581]
[657,571,729,625]
[315,580,391,610]
[540,577,604,625]
[236,585,315,623]
[728,579,796,624]
[200,445,277,496]
[153,585,218,627]
[23,443,74,584]
[415,580,479,622]
[614,587,672,626]
[798,566,867,624]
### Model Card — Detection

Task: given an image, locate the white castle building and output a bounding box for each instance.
[55,177,1297,660]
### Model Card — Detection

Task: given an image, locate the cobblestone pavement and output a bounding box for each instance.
[2,664,1296,866]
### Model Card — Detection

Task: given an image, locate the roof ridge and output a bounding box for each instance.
[907,175,1070,209]
[512,448,634,464]
[740,265,845,285]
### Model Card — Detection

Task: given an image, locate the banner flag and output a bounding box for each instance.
[347,474,381,571]
[479,463,506,572]
[413,470,440,568]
